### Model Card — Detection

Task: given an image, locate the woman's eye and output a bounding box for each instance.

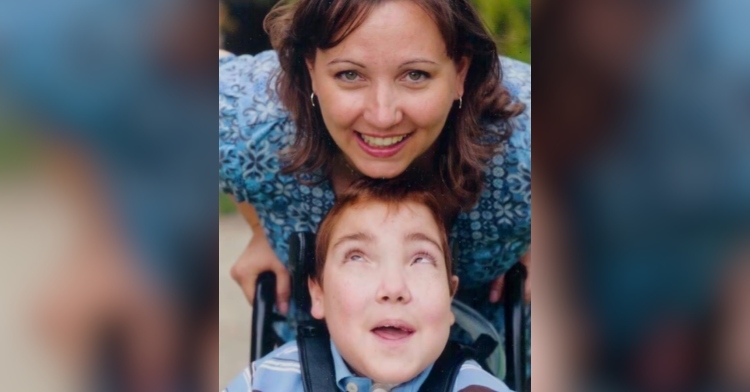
[405,70,429,82]
[337,71,360,81]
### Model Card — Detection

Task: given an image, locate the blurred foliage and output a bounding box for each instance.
[219,192,237,214]
[473,0,531,63]
[0,120,35,176]
[219,0,530,215]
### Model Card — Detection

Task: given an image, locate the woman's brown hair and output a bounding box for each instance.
[265,0,525,210]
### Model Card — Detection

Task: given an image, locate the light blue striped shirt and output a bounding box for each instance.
[223,341,513,392]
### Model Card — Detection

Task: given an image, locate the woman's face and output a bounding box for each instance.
[307,0,469,179]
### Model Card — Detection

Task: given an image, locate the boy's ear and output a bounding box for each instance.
[449,275,459,326]
[308,277,325,320]
[449,275,459,298]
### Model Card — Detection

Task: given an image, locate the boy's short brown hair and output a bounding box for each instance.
[314,178,454,290]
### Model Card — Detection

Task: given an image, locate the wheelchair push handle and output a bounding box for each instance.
[251,271,277,363]
[503,262,528,392]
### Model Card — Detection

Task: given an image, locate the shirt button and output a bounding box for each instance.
[346,382,358,392]
[371,387,388,392]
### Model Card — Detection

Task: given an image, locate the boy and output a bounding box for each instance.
[224,180,512,392]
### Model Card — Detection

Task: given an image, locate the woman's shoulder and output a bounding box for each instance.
[219,50,298,204]
[219,50,280,84]
[219,50,289,127]
[499,56,531,106]
[498,56,531,153]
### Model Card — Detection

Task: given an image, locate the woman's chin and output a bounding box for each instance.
[355,163,409,180]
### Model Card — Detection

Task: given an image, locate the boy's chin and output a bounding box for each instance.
[362,361,425,385]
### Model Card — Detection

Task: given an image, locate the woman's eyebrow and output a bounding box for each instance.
[331,232,373,250]
[327,59,366,68]
[400,59,438,67]
[404,232,442,251]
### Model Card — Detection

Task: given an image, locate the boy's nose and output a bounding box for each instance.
[379,292,408,303]
[376,269,412,304]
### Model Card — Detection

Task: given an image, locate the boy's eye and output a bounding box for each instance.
[344,250,365,262]
[412,253,435,265]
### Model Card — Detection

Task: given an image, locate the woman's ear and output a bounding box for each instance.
[455,56,470,98]
[308,277,325,320]
[305,58,317,92]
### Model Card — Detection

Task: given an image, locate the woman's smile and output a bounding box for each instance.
[355,131,415,158]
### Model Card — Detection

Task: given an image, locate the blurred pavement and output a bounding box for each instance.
[0,176,78,391]
[218,213,253,388]
[0,173,253,389]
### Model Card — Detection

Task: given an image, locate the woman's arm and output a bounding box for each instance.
[489,250,531,303]
[229,200,291,314]
[219,50,291,313]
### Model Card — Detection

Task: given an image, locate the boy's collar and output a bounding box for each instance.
[329,340,434,392]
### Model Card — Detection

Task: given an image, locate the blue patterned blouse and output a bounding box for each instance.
[219,51,530,332]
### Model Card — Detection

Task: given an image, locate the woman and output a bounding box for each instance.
[219,0,530,352]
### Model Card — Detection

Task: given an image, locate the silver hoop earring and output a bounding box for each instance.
[311,92,316,107]
[458,97,463,109]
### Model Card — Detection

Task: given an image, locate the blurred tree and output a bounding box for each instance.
[222,0,277,55]
[473,0,531,63]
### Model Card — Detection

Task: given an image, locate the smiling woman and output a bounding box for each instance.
[305,1,467,181]
[219,0,530,388]
[266,0,524,208]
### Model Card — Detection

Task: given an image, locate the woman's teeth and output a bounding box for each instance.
[360,133,408,147]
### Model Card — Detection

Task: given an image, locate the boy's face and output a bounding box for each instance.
[309,200,458,384]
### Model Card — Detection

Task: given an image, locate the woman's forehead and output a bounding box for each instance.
[318,0,449,62]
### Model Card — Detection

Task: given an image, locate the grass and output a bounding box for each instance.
[220,192,237,214]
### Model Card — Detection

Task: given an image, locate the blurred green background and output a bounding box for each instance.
[474,0,531,64]
[219,0,531,214]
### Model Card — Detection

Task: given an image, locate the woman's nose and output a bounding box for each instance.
[363,82,402,130]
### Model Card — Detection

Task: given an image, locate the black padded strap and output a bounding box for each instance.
[297,321,338,392]
[418,341,467,392]
[462,333,499,374]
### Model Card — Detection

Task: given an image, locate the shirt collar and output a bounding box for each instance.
[330,340,434,392]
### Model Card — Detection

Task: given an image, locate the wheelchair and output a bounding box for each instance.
[250,232,529,392]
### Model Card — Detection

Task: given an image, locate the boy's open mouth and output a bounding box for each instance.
[371,321,416,340]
